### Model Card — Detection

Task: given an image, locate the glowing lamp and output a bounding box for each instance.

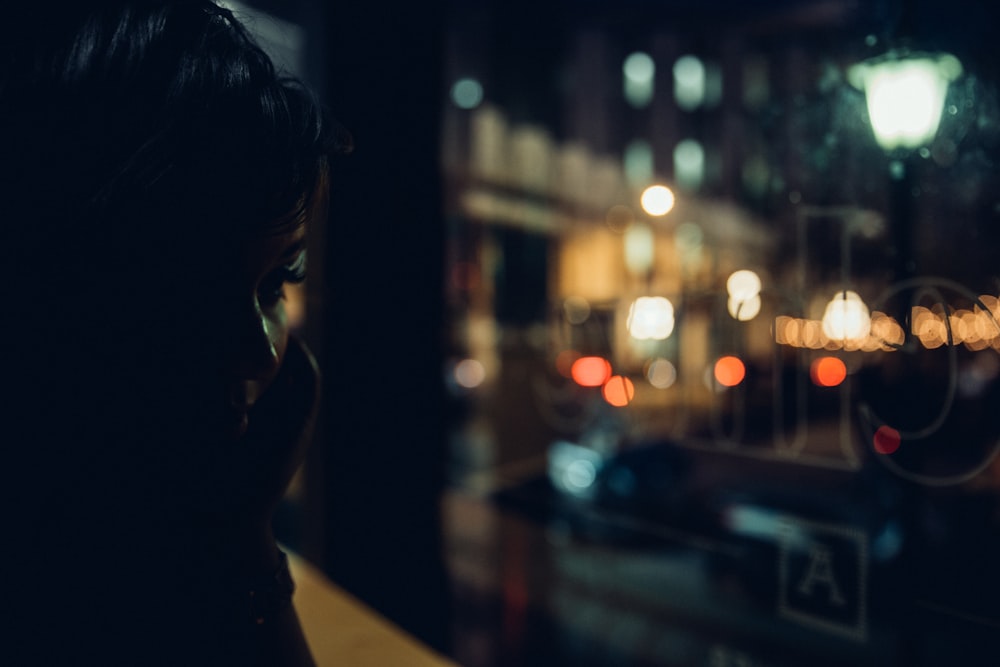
[848,50,962,151]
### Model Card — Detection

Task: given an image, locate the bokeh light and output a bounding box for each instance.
[563,296,591,324]
[646,358,677,389]
[727,270,762,301]
[822,290,871,341]
[624,223,654,274]
[624,140,654,187]
[451,77,484,109]
[571,356,612,387]
[623,52,655,82]
[454,358,486,388]
[602,375,636,407]
[623,52,655,108]
[873,425,902,455]
[810,356,847,387]
[627,296,675,340]
[673,54,706,110]
[640,185,676,216]
[714,356,746,387]
[727,270,763,322]
[728,294,761,321]
[673,139,704,191]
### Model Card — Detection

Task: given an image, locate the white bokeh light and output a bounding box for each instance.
[646,358,677,388]
[627,296,675,340]
[728,294,762,321]
[822,290,872,341]
[727,270,762,301]
[640,185,675,216]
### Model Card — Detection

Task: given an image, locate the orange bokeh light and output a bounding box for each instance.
[571,356,612,387]
[714,356,746,387]
[602,375,635,407]
[811,356,847,387]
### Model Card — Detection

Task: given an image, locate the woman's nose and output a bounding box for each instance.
[231,303,282,381]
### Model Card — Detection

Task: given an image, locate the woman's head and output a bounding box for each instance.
[5,2,342,234]
[1,2,345,462]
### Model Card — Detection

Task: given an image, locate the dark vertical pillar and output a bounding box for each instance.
[321,1,449,653]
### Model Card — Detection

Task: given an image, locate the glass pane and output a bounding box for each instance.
[442,2,1000,665]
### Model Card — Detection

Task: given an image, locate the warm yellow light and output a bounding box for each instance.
[728,294,761,321]
[627,296,675,340]
[849,51,962,150]
[822,290,871,341]
[727,270,762,321]
[640,185,675,216]
[727,270,762,301]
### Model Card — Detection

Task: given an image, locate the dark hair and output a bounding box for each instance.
[0,1,348,463]
[1,1,348,257]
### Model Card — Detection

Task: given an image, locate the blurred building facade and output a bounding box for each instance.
[440,1,1000,665]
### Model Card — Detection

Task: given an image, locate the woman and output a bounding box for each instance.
[0,2,344,664]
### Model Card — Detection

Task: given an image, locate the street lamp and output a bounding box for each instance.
[848,49,962,151]
[848,49,963,328]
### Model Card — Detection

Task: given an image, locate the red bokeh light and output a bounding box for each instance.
[811,356,847,387]
[873,425,901,455]
[714,356,746,387]
[571,356,612,387]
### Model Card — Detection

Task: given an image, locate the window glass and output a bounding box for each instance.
[443,2,1000,664]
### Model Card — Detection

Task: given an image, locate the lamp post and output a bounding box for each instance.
[848,49,962,325]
